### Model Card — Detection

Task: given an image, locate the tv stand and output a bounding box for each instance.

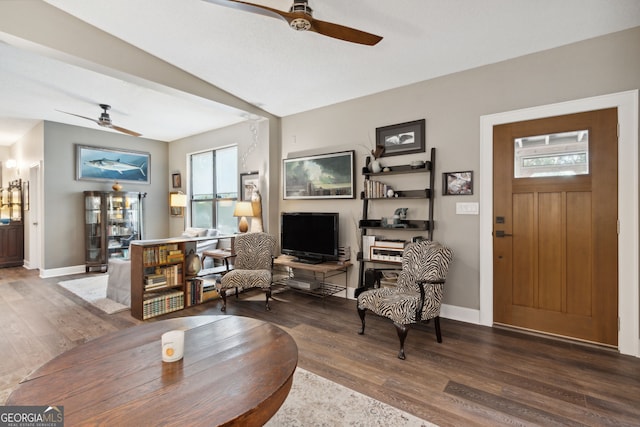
[294,257,323,265]
[273,256,352,299]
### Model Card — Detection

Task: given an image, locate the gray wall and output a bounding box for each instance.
[280,26,640,310]
[168,118,278,237]
[42,121,169,270]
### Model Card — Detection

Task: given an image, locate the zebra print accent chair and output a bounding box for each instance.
[218,232,276,312]
[357,240,454,359]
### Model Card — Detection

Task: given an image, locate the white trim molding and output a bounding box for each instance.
[479,90,639,357]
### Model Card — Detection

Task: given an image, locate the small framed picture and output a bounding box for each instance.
[172,173,181,188]
[375,119,425,157]
[443,171,473,195]
[240,171,259,201]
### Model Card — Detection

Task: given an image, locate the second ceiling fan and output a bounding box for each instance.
[203,0,383,46]
[57,104,142,137]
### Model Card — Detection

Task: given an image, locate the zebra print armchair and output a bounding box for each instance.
[218,232,276,312]
[357,240,454,359]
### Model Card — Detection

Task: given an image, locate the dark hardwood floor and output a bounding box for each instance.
[2,266,640,426]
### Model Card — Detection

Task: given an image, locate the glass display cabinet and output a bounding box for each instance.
[0,179,24,268]
[84,191,145,272]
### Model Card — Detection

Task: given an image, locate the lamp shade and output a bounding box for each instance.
[233,201,254,218]
[170,192,187,208]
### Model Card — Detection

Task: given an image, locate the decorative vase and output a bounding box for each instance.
[112,181,122,191]
[368,160,382,173]
[185,249,202,276]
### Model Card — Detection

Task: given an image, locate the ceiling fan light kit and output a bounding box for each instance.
[289,0,312,31]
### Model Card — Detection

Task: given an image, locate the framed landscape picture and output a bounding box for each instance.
[283,151,355,199]
[76,144,150,183]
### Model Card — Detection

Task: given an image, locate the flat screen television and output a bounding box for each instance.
[281,212,339,264]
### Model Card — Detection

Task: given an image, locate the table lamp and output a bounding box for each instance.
[170,192,188,231]
[233,201,254,233]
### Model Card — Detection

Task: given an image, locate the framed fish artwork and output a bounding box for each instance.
[76,144,150,184]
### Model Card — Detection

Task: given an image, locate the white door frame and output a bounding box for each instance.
[25,163,41,270]
[479,90,639,357]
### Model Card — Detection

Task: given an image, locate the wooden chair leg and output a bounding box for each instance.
[394,322,409,360]
[434,316,442,343]
[357,307,366,335]
[220,289,227,312]
[265,288,272,311]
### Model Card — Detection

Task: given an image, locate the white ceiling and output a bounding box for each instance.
[1,0,639,145]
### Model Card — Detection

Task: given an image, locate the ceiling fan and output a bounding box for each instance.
[57,104,142,137]
[203,0,383,46]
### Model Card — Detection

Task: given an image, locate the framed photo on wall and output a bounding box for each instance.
[172,173,181,188]
[443,171,473,195]
[283,150,355,200]
[76,144,150,183]
[240,171,259,201]
[376,119,426,157]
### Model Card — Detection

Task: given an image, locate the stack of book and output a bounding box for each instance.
[142,243,181,265]
[186,277,220,306]
[166,249,184,263]
[164,264,183,287]
[144,273,167,291]
[363,179,392,198]
[142,291,184,319]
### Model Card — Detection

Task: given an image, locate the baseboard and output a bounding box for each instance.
[346,288,480,325]
[40,264,86,279]
[440,303,480,324]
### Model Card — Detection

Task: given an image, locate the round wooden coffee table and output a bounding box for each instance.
[7,315,298,426]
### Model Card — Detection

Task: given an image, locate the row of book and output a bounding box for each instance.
[185,277,220,306]
[142,243,183,266]
[363,179,394,199]
[144,264,183,291]
[142,290,184,320]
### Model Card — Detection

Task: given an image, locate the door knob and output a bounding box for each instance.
[494,230,512,238]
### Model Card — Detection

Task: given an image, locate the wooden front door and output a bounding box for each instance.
[493,108,618,346]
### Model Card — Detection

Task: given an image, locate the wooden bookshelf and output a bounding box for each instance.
[131,236,236,320]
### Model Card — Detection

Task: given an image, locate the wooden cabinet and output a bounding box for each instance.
[357,148,436,290]
[84,191,145,272]
[0,179,24,268]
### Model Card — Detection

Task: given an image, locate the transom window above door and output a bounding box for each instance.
[514,129,589,178]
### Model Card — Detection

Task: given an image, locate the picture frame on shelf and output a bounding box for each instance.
[443,171,473,195]
[172,173,181,188]
[283,150,355,200]
[76,144,150,184]
[240,171,259,201]
[376,119,425,157]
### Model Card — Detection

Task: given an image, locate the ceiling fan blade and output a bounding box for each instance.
[310,19,382,46]
[110,125,142,137]
[201,0,288,21]
[56,110,101,125]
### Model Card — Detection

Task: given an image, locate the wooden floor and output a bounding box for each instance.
[2,267,640,426]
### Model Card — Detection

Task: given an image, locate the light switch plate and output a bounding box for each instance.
[456,202,479,215]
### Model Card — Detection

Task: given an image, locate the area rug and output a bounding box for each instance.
[267,368,436,426]
[57,275,128,314]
